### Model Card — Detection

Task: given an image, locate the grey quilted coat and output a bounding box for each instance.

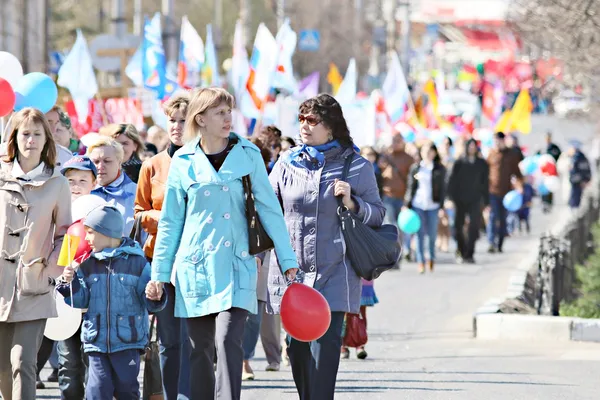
[266,145,385,314]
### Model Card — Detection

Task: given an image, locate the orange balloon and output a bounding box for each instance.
[66,220,92,263]
[281,283,331,342]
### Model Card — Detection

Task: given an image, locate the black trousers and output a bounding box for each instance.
[454,201,481,259]
[287,311,345,400]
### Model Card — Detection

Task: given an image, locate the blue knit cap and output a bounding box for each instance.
[84,205,123,239]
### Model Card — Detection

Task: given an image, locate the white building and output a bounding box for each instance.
[0,0,48,72]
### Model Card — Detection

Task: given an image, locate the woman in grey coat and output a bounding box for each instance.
[267,94,385,399]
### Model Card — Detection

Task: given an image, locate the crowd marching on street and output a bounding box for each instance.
[0,80,594,400]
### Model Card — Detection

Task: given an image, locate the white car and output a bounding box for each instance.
[553,91,590,118]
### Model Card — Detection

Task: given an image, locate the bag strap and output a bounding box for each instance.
[337,153,355,210]
[242,175,254,211]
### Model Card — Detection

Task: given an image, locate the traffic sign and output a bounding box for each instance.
[298,30,320,52]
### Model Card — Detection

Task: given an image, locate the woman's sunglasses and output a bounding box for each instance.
[298,114,321,126]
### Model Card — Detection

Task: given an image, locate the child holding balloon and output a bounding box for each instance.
[511,175,535,234]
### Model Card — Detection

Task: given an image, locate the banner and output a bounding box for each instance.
[65,98,145,137]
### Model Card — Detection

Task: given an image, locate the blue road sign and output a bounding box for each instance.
[298,30,320,52]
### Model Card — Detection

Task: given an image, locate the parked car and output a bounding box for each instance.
[553,90,590,118]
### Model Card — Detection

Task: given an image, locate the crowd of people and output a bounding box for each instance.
[0,86,594,400]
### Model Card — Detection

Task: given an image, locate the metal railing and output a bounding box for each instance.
[532,177,600,316]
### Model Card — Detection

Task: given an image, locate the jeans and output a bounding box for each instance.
[242,300,266,360]
[382,196,412,256]
[287,312,345,400]
[413,207,439,263]
[156,283,191,400]
[487,194,507,249]
[57,327,87,400]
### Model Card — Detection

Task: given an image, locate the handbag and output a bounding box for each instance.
[143,316,164,400]
[242,175,275,256]
[337,154,401,280]
[343,313,368,348]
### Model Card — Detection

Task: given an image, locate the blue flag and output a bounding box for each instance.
[142,13,178,100]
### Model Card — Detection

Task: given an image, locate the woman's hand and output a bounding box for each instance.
[334,179,355,211]
[285,268,299,281]
[146,281,164,301]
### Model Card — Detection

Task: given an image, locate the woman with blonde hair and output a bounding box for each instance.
[134,92,191,399]
[0,108,72,399]
[88,136,137,236]
[100,123,145,183]
[150,87,298,400]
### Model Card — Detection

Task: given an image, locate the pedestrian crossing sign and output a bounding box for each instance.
[298,30,320,52]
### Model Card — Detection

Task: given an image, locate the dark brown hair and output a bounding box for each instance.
[299,94,353,148]
[250,137,271,169]
[3,108,57,171]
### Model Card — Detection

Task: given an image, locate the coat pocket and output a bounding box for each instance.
[82,314,100,343]
[176,250,210,298]
[116,314,146,344]
[17,261,51,296]
[234,247,257,290]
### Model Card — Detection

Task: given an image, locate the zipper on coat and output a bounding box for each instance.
[106,259,111,353]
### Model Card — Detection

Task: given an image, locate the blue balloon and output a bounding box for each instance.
[402,130,416,143]
[521,156,538,175]
[397,209,421,234]
[14,72,58,113]
[503,190,523,212]
[538,181,550,196]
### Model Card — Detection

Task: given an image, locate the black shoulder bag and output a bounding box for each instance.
[242,175,275,255]
[337,154,402,280]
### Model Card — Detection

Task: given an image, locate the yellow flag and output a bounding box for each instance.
[327,63,343,95]
[495,89,532,134]
[57,234,80,267]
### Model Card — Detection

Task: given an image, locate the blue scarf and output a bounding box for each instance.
[91,172,135,200]
[288,140,343,170]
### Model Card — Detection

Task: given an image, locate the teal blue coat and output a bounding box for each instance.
[151,133,298,318]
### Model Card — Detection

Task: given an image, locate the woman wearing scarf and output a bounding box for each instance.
[99,123,145,183]
[88,137,137,236]
[134,93,191,400]
[267,94,385,399]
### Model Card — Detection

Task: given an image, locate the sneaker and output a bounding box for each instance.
[455,254,464,264]
[357,347,368,360]
[265,363,280,372]
[465,257,476,264]
[47,368,58,382]
[487,245,496,254]
[242,361,255,381]
[340,347,350,359]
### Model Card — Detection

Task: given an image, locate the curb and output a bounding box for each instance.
[473,313,600,343]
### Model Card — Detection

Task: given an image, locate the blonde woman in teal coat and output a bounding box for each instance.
[150,88,298,400]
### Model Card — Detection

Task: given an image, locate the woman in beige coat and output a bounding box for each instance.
[0,108,72,400]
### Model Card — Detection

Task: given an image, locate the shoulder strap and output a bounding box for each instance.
[338,153,355,209]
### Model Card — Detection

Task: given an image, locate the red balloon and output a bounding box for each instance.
[67,220,92,263]
[0,78,15,117]
[281,283,331,342]
[540,162,557,176]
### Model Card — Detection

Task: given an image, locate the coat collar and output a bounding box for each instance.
[0,159,62,187]
[177,132,258,183]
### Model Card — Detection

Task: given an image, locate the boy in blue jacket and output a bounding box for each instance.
[56,205,166,400]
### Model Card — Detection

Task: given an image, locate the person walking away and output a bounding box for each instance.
[0,108,72,400]
[379,134,413,263]
[404,142,447,273]
[150,88,299,400]
[134,93,191,400]
[486,132,522,253]
[447,139,489,264]
[567,141,592,209]
[55,205,166,400]
[267,94,385,400]
[542,132,561,213]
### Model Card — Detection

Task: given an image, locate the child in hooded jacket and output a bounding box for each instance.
[56,205,166,400]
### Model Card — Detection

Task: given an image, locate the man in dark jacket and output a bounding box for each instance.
[568,141,592,209]
[448,139,489,263]
[486,132,522,253]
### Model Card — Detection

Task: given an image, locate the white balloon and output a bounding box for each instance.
[44,292,82,341]
[544,175,561,193]
[72,194,107,222]
[0,51,24,88]
[538,154,556,165]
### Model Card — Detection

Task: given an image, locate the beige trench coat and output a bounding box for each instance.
[0,160,72,322]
